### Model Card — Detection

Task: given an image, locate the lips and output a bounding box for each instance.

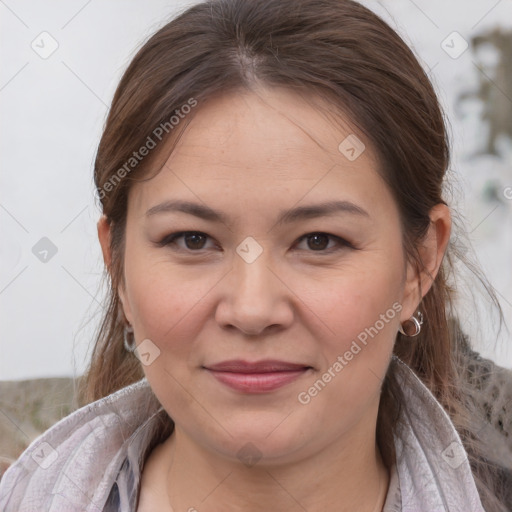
[204,359,313,393]
[205,359,312,373]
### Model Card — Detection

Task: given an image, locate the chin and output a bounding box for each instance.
[204,417,315,467]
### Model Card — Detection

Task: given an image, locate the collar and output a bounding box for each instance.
[391,356,485,511]
[0,357,485,511]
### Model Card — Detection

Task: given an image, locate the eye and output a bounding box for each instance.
[295,232,354,253]
[157,230,355,254]
[157,231,218,252]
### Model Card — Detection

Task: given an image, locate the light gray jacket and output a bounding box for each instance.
[0,357,491,511]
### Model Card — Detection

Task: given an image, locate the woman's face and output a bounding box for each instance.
[114,87,423,465]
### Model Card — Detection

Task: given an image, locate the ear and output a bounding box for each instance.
[97,215,133,324]
[97,215,112,270]
[401,203,452,320]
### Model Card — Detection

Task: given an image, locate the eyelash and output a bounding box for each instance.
[156,231,356,254]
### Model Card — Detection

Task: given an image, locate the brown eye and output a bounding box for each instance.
[182,233,207,250]
[306,233,330,250]
[295,232,353,253]
[158,231,215,252]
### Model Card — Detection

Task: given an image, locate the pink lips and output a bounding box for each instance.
[204,359,312,393]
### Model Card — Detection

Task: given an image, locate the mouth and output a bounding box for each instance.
[203,359,313,393]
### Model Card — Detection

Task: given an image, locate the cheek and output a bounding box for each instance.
[303,255,404,403]
[123,251,218,358]
[310,260,403,345]
[296,272,402,420]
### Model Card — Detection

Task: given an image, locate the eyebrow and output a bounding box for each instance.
[145,199,370,226]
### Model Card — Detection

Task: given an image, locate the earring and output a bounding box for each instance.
[399,310,423,337]
[123,323,136,352]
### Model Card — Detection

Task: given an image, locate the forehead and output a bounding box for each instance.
[172,87,377,172]
[128,87,394,221]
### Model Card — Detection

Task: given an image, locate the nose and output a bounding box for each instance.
[215,248,294,337]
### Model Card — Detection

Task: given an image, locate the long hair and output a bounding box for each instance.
[80,0,508,509]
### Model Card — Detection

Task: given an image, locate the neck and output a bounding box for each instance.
[159,418,390,512]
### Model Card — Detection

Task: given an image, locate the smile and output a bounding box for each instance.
[204,360,313,393]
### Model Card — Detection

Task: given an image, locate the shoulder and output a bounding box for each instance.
[460,347,512,502]
[392,353,512,509]
[462,347,512,452]
[0,378,163,512]
[390,357,486,510]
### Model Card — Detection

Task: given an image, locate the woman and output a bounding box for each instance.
[0,0,510,510]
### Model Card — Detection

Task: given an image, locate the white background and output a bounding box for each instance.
[1,0,511,380]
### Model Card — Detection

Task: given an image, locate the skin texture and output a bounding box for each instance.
[98,86,451,511]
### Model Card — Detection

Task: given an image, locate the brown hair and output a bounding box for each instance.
[81,0,508,509]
